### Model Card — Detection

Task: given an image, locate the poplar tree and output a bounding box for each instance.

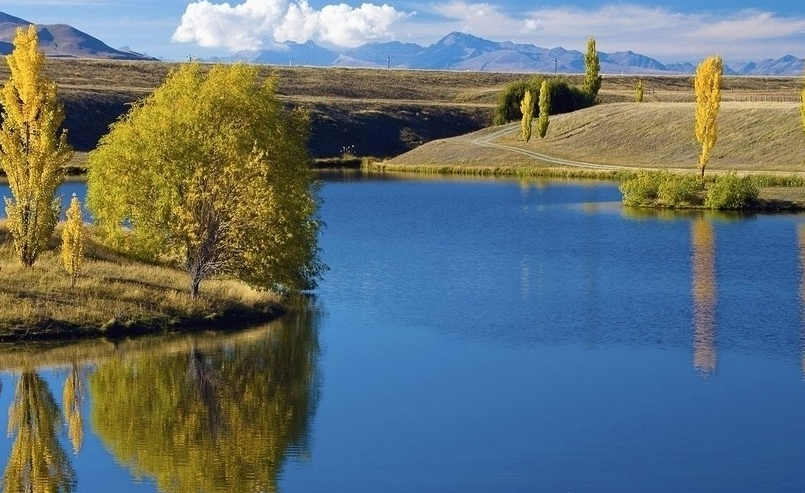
[61,194,85,288]
[800,64,805,144]
[0,25,73,267]
[583,36,602,101]
[694,56,723,178]
[537,80,551,138]
[635,80,644,102]
[520,90,534,142]
[88,63,324,298]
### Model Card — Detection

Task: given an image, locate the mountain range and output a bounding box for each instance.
[227,31,805,76]
[0,12,154,60]
[0,11,801,76]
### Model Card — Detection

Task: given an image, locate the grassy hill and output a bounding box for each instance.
[383,101,805,174]
[0,58,800,163]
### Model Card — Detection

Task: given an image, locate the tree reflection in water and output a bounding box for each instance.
[62,364,84,455]
[691,218,717,376]
[2,371,76,493]
[89,310,320,493]
[798,224,805,382]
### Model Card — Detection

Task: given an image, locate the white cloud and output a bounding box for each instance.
[414,2,805,62]
[172,0,412,50]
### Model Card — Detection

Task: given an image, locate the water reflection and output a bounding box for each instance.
[799,224,805,382]
[3,371,76,493]
[90,311,319,493]
[691,218,717,376]
[0,310,319,493]
[62,364,84,455]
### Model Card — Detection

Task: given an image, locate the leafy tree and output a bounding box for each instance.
[537,80,551,139]
[87,63,324,297]
[583,36,602,101]
[494,77,591,125]
[635,80,644,102]
[90,311,319,493]
[0,26,73,267]
[3,371,76,493]
[694,56,723,178]
[61,195,84,288]
[519,90,534,142]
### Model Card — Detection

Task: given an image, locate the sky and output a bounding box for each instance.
[1,0,803,63]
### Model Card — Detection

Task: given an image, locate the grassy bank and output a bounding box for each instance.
[376,101,805,208]
[0,222,284,341]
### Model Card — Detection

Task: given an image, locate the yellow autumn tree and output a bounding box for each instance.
[61,194,84,288]
[694,56,723,178]
[0,25,73,266]
[537,79,550,139]
[635,79,644,103]
[800,64,805,146]
[520,90,533,142]
[87,63,323,298]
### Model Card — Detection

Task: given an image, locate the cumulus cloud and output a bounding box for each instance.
[172,0,412,50]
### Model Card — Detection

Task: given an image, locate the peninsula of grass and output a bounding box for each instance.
[0,222,285,342]
[375,100,805,208]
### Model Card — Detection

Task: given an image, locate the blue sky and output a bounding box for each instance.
[1,0,803,63]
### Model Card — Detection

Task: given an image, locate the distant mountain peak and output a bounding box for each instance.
[0,11,155,60]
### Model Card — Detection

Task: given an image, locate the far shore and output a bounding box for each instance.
[372,101,805,209]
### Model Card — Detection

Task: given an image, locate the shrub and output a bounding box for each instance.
[705,171,758,209]
[620,170,662,206]
[657,173,703,207]
[621,170,705,208]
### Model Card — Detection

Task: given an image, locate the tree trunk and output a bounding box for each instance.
[190,276,201,299]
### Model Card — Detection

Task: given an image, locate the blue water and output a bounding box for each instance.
[2,176,805,492]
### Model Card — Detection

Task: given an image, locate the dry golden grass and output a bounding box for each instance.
[0,221,283,340]
[385,101,805,173]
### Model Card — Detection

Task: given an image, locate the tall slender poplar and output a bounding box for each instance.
[0,25,73,266]
[520,90,534,142]
[537,80,551,138]
[800,63,805,144]
[583,36,602,101]
[694,56,723,178]
[61,194,85,287]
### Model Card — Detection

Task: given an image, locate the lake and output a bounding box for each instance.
[1,175,805,492]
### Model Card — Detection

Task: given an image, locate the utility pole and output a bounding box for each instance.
[553,58,557,75]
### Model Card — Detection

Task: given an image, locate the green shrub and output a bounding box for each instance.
[620,170,662,206]
[705,171,759,209]
[657,173,703,207]
[621,170,705,208]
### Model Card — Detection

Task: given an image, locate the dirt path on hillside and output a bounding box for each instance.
[471,124,625,170]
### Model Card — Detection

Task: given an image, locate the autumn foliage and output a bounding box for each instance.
[87,63,324,297]
[0,26,73,266]
[694,56,723,178]
[537,80,551,139]
[519,90,533,142]
[61,194,85,287]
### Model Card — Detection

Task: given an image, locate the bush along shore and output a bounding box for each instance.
[618,170,787,210]
[0,222,286,342]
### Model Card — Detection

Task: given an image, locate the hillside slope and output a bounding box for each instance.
[384,102,805,173]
